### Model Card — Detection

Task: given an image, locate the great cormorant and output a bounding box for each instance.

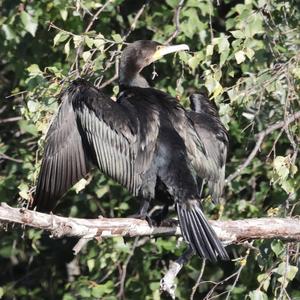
[32,40,229,261]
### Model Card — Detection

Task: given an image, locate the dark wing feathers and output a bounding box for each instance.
[33,91,90,211]
[77,104,139,194]
[118,89,160,175]
[188,93,228,203]
[33,79,153,211]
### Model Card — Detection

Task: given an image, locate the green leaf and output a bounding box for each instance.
[85,36,94,49]
[273,156,289,180]
[18,120,38,136]
[235,50,246,64]
[257,274,270,292]
[53,31,69,46]
[2,24,16,40]
[87,259,95,272]
[246,14,264,37]
[18,182,29,200]
[73,178,89,193]
[0,246,13,258]
[91,286,106,298]
[118,202,129,210]
[62,294,76,300]
[27,100,39,113]
[249,290,268,300]
[149,282,160,291]
[217,36,230,53]
[220,50,230,66]
[73,35,83,48]
[287,266,298,281]
[281,180,295,194]
[20,11,38,37]
[292,67,300,79]
[82,50,91,62]
[94,36,105,51]
[64,39,71,57]
[60,9,68,21]
[206,44,214,56]
[188,52,204,71]
[274,262,298,281]
[271,240,284,257]
[245,47,255,59]
[178,51,191,63]
[79,288,91,298]
[112,34,123,43]
[0,287,4,299]
[95,185,109,198]
[205,76,223,97]
[165,0,178,8]
[230,30,245,39]
[27,64,42,76]
[91,281,114,298]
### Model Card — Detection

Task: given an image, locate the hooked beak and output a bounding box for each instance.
[151,44,189,62]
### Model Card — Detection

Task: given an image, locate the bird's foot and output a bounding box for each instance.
[150,205,169,226]
[160,218,179,227]
[129,213,154,227]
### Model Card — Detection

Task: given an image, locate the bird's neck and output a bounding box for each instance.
[119,63,149,88]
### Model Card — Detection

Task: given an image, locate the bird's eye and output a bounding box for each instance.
[156,45,163,51]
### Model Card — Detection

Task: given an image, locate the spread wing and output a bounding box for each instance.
[32,79,158,212]
[33,87,91,211]
[188,93,228,203]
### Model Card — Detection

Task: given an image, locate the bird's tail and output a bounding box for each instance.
[176,201,228,262]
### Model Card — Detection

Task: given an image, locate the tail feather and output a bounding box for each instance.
[177,202,229,262]
[189,211,215,258]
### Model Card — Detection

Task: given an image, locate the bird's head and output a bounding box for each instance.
[119,40,189,87]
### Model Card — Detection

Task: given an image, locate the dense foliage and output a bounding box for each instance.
[0,0,299,299]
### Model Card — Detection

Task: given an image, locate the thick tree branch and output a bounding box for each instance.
[1,203,300,243]
[2,202,300,299]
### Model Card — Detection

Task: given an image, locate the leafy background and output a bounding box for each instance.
[0,0,299,299]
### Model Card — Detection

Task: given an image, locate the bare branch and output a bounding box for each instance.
[165,0,184,44]
[0,153,23,164]
[0,116,22,124]
[226,111,300,183]
[122,3,148,42]
[85,0,115,33]
[2,203,300,243]
[190,259,206,300]
[97,2,148,88]
[161,246,194,299]
[2,202,300,299]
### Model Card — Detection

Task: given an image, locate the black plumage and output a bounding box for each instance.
[188,93,228,203]
[32,40,229,261]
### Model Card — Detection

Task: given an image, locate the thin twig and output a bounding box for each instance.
[99,58,119,88]
[85,0,115,33]
[0,116,22,124]
[226,111,300,183]
[190,259,206,300]
[0,153,23,163]
[165,0,184,44]
[97,2,147,88]
[117,237,139,299]
[122,2,148,42]
[204,248,250,300]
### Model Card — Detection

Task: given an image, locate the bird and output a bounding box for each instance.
[31,40,229,262]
